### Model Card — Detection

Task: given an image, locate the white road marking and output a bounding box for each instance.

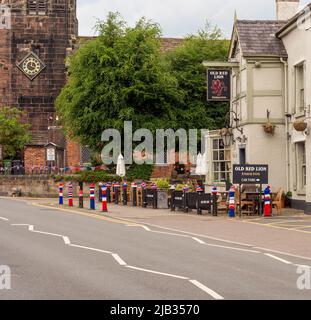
[294,264,311,269]
[192,237,206,244]
[205,243,261,254]
[69,244,113,255]
[151,230,189,238]
[0,217,9,221]
[62,236,71,245]
[264,253,292,265]
[112,254,127,266]
[126,265,189,280]
[189,280,224,300]
[253,247,311,261]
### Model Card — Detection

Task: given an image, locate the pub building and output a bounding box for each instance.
[203,0,311,213]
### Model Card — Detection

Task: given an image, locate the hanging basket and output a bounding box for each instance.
[293,120,307,132]
[263,123,276,134]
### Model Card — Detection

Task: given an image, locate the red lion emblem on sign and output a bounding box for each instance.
[212,79,227,97]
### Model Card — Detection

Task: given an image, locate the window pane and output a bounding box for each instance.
[213,140,218,149]
[219,151,225,161]
[213,151,219,161]
[213,163,220,171]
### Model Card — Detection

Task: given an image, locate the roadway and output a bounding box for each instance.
[0,198,310,300]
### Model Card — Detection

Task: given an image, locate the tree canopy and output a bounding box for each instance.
[163,23,229,130]
[0,107,31,160]
[56,13,229,152]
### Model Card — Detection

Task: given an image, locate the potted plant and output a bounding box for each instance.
[293,120,307,132]
[285,191,292,208]
[263,123,276,134]
[263,110,276,134]
[156,178,170,209]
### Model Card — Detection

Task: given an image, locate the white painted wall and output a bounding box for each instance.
[281,25,311,203]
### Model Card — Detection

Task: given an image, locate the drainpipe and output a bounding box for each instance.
[280,57,290,192]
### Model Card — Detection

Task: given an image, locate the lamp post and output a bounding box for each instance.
[220,127,233,148]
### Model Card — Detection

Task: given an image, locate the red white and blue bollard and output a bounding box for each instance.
[101,184,108,212]
[196,185,204,193]
[59,183,64,205]
[68,182,74,207]
[90,183,96,210]
[228,186,236,218]
[264,186,272,217]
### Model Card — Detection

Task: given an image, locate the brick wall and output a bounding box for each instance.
[24,146,45,173]
[66,139,81,167]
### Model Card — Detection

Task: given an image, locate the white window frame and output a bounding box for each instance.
[295,142,306,195]
[212,138,231,183]
[294,61,306,116]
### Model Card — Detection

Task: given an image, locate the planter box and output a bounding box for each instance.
[157,189,169,209]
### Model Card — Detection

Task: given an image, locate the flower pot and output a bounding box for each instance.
[263,123,275,134]
[157,189,169,209]
[293,121,307,132]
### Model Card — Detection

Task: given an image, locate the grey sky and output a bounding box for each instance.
[77,0,310,38]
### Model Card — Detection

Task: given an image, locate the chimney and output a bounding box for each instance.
[276,0,300,20]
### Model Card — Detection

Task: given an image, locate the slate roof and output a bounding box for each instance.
[236,20,288,58]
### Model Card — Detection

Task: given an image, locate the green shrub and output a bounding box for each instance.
[156,178,170,190]
[126,164,154,182]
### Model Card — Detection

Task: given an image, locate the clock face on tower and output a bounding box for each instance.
[17,52,46,80]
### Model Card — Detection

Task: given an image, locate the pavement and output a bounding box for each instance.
[0,197,311,300]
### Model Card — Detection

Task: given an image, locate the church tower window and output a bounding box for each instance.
[28,0,47,16]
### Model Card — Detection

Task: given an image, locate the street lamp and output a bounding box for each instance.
[220,127,233,148]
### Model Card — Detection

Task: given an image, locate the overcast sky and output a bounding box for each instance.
[77,0,310,38]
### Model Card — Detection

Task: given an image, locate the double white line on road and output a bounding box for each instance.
[5,220,224,300]
[125,224,311,268]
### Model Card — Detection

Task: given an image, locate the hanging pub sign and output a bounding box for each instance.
[207,69,231,101]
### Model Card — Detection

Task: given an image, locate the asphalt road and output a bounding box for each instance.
[0,198,310,300]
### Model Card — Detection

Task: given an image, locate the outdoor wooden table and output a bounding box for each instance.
[242,191,264,215]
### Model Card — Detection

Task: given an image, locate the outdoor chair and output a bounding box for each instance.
[272,188,284,214]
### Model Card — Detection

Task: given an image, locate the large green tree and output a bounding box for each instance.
[56,13,182,151]
[0,107,31,160]
[163,23,230,130]
[56,13,230,153]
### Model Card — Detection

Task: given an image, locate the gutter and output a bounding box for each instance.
[280,57,290,193]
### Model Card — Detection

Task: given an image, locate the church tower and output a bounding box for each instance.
[0,0,78,171]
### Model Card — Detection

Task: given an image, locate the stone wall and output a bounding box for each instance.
[0,176,99,198]
[0,176,58,197]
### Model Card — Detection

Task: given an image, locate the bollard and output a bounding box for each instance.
[211,185,218,216]
[228,186,236,218]
[59,183,64,205]
[141,182,147,208]
[107,183,112,203]
[196,184,204,214]
[90,183,96,210]
[122,181,128,206]
[78,182,84,209]
[170,185,176,211]
[68,182,74,207]
[152,183,158,209]
[101,184,108,212]
[183,185,189,213]
[114,182,120,205]
[98,182,103,203]
[264,186,272,217]
[132,182,137,207]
